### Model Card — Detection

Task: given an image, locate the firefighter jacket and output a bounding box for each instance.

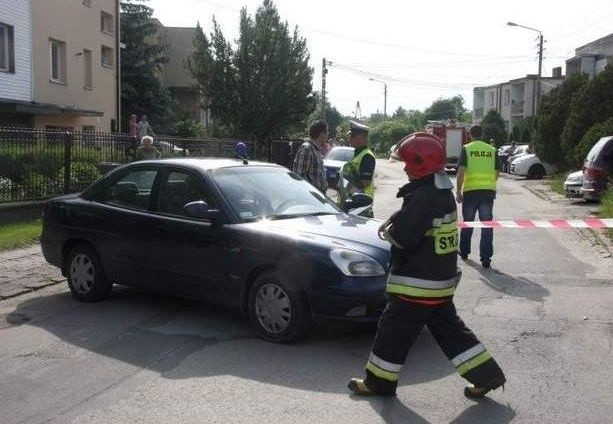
[385,174,460,304]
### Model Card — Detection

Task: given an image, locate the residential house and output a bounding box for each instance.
[0,0,33,126]
[566,33,613,78]
[155,23,208,127]
[20,0,120,132]
[473,70,564,136]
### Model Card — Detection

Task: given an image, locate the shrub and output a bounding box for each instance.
[571,117,613,166]
[58,161,101,191]
[21,173,61,199]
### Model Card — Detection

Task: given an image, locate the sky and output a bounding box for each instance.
[148,0,613,117]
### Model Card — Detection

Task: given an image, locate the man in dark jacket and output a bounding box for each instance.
[348,132,506,399]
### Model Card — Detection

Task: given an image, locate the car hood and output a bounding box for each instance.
[323,159,347,169]
[241,213,390,264]
[565,170,583,182]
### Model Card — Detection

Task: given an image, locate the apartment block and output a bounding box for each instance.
[566,33,613,78]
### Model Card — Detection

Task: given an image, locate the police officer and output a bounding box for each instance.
[456,125,499,268]
[348,132,506,399]
[342,121,376,215]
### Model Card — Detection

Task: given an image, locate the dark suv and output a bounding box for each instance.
[582,136,613,201]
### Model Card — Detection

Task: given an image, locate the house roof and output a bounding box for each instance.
[0,98,104,116]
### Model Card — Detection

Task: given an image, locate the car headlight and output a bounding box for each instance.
[329,248,386,277]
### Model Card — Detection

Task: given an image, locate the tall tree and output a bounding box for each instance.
[480,110,506,146]
[533,73,587,168]
[120,0,173,131]
[561,65,613,166]
[424,96,466,121]
[188,0,315,141]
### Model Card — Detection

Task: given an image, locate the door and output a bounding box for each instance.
[86,167,159,286]
[147,169,239,302]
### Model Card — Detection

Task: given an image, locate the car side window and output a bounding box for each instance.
[96,169,158,210]
[157,171,213,217]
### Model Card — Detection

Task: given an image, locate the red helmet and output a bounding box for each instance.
[396,132,445,178]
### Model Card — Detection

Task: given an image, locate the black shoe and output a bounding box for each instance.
[347,378,396,397]
[481,260,491,268]
[464,376,506,399]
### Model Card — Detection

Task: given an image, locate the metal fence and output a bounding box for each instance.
[0,127,297,203]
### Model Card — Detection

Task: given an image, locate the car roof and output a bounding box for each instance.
[132,157,283,172]
[331,146,354,150]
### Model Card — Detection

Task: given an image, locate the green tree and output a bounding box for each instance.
[424,96,466,121]
[187,0,315,142]
[534,73,587,169]
[369,118,420,153]
[120,0,173,132]
[572,117,613,167]
[480,110,506,146]
[562,65,613,166]
[393,107,407,119]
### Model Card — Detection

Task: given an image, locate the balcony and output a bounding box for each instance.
[511,101,525,115]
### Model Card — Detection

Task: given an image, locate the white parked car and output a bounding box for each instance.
[509,154,555,179]
[564,170,584,198]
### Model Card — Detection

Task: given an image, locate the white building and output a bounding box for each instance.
[473,70,564,135]
[566,33,613,78]
[0,0,33,125]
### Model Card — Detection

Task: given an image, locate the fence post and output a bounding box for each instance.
[63,131,72,194]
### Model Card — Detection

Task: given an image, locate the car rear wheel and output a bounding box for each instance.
[528,164,545,179]
[66,245,112,302]
[248,272,312,343]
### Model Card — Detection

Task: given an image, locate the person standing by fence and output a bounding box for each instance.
[135,136,161,161]
[292,120,328,193]
[137,115,156,139]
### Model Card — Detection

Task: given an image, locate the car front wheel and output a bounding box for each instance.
[528,164,546,179]
[66,244,112,302]
[248,272,312,343]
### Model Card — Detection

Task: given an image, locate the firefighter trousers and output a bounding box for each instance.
[364,296,506,395]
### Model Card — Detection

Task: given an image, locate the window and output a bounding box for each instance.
[157,171,211,217]
[504,89,510,106]
[49,39,66,83]
[101,45,113,68]
[97,169,158,210]
[0,22,15,73]
[488,92,494,107]
[83,49,92,89]
[100,12,114,35]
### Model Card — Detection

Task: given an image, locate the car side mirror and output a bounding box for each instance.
[183,200,221,222]
[343,193,372,212]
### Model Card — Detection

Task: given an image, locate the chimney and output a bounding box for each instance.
[552,67,563,78]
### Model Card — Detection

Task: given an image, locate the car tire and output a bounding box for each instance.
[66,244,112,302]
[248,272,312,343]
[528,164,545,179]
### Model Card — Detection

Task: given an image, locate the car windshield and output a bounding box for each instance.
[325,147,354,162]
[212,166,341,222]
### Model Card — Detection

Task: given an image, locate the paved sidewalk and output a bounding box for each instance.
[0,245,65,300]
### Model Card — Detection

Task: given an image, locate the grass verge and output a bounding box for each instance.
[548,173,566,196]
[600,190,613,240]
[0,220,42,251]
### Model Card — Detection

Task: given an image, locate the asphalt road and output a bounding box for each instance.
[1,159,612,424]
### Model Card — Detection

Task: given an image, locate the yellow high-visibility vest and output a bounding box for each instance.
[463,141,497,192]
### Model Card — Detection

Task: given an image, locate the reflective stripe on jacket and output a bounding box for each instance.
[385,174,460,303]
[463,141,497,192]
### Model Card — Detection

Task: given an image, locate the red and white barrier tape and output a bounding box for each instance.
[458,218,613,229]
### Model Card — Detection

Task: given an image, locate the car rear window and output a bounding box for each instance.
[587,137,613,166]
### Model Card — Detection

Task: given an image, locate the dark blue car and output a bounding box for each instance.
[41,159,389,342]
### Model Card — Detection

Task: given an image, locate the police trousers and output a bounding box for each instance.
[364,296,505,395]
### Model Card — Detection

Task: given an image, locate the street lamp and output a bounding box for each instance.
[507,21,544,114]
[369,78,387,117]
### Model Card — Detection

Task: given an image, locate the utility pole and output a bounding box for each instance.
[321,58,328,121]
[536,32,544,113]
[369,78,387,117]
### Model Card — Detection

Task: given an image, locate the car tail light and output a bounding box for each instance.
[584,166,606,181]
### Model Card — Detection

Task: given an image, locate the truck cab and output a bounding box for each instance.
[424,120,470,172]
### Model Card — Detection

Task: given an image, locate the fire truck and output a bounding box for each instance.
[424,120,471,171]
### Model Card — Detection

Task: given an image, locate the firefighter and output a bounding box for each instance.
[348,132,506,399]
[341,121,376,216]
